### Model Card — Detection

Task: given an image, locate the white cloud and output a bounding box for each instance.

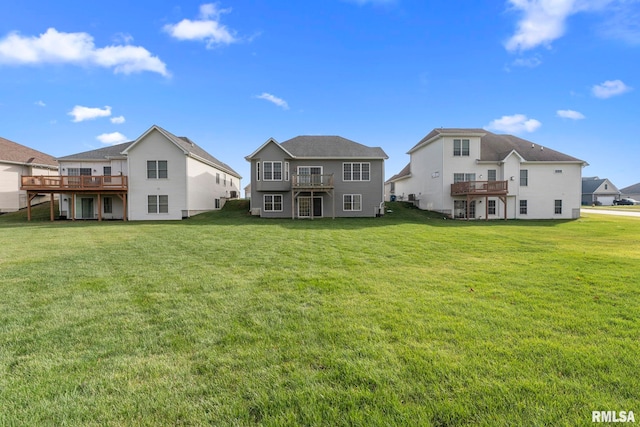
[505,0,613,52]
[591,79,632,98]
[256,93,289,110]
[110,115,126,124]
[486,114,542,133]
[35,100,46,107]
[557,109,585,119]
[96,132,128,145]
[68,105,112,122]
[164,3,237,48]
[0,28,169,76]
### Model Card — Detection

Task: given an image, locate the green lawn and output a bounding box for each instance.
[1,201,638,426]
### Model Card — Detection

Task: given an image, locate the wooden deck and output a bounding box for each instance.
[21,175,128,192]
[451,180,508,196]
[292,174,334,190]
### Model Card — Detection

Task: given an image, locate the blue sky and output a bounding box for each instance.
[1,0,638,188]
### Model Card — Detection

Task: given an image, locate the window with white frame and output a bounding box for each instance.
[147,161,168,179]
[555,199,562,214]
[454,173,476,183]
[68,168,92,176]
[487,169,497,181]
[520,169,528,186]
[520,200,528,215]
[216,173,220,184]
[256,162,260,181]
[104,197,112,214]
[263,161,282,181]
[284,162,290,181]
[454,139,470,156]
[215,198,220,209]
[343,194,362,211]
[343,163,370,181]
[223,174,227,187]
[264,194,283,211]
[103,166,112,183]
[488,200,496,215]
[148,195,169,214]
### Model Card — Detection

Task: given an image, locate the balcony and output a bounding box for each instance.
[451,180,508,196]
[292,174,334,190]
[21,175,128,192]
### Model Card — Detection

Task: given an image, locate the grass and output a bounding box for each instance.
[1,201,639,426]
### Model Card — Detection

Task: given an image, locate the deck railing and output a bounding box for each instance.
[292,174,334,189]
[451,180,508,196]
[21,175,128,191]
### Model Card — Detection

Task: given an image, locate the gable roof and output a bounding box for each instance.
[0,136,58,169]
[280,136,388,159]
[581,176,618,194]
[408,128,585,163]
[123,125,241,178]
[244,138,295,160]
[59,125,241,178]
[386,163,411,183]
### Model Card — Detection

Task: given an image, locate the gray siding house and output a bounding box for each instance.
[245,136,388,218]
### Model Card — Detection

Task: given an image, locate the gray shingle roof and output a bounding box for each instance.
[386,163,411,183]
[280,136,388,159]
[0,136,58,167]
[582,177,606,194]
[409,128,584,163]
[620,182,640,194]
[58,141,133,160]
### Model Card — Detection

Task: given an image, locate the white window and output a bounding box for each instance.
[343,163,370,181]
[147,161,168,179]
[264,194,283,212]
[215,198,220,209]
[454,139,470,156]
[454,173,476,183]
[520,200,528,215]
[256,162,260,181]
[488,200,496,215]
[223,174,227,187]
[148,195,168,214]
[104,197,112,214]
[520,169,528,187]
[285,162,290,181]
[343,194,362,211]
[487,169,496,181]
[263,161,282,181]
[216,173,220,184]
[555,199,562,215]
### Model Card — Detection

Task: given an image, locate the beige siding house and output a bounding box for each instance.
[387,128,587,220]
[246,136,388,218]
[22,125,241,221]
[1,136,58,213]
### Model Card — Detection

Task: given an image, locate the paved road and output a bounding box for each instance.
[581,208,640,218]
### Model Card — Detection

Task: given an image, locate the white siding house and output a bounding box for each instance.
[40,125,241,221]
[388,128,587,220]
[1,136,58,213]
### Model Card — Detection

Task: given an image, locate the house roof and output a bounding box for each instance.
[58,141,133,161]
[0,136,58,168]
[280,135,388,159]
[620,182,640,195]
[408,128,585,163]
[582,177,608,194]
[386,163,411,183]
[59,125,241,178]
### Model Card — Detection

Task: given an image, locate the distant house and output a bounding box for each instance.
[245,136,388,218]
[244,183,251,199]
[581,177,620,206]
[21,125,241,220]
[387,128,587,220]
[620,182,640,200]
[384,163,411,202]
[1,136,58,213]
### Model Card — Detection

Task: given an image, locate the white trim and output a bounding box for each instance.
[263,194,283,212]
[343,194,362,211]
